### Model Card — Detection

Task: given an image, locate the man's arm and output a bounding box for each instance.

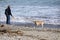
[5,9,8,16]
[10,9,13,16]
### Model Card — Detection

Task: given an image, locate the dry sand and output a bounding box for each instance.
[0,24,60,40]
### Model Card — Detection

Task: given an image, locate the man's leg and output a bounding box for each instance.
[6,15,10,24]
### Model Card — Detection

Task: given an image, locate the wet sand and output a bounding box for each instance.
[0,24,60,40]
[0,21,60,28]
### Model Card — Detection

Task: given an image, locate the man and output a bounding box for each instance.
[5,5,13,24]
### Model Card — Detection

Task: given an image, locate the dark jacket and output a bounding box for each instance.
[5,7,12,17]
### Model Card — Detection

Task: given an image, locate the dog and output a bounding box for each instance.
[33,20,44,28]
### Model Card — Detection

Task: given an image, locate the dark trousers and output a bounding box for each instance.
[6,15,10,24]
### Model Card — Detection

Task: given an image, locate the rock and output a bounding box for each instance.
[0,25,4,27]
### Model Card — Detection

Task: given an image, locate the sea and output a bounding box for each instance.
[0,0,60,27]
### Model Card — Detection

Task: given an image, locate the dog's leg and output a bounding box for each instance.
[42,23,44,28]
[34,22,37,27]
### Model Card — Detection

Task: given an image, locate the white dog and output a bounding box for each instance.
[33,20,44,28]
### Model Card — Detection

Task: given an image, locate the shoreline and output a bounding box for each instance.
[0,21,60,29]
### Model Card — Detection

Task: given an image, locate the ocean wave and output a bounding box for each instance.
[0,16,60,25]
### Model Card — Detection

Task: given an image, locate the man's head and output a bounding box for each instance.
[7,5,10,9]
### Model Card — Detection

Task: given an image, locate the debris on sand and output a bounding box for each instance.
[0,24,60,40]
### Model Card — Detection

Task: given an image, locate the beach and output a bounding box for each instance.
[0,24,60,40]
[0,0,60,40]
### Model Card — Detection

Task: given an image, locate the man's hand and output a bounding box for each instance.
[11,16,15,20]
[12,16,15,19]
